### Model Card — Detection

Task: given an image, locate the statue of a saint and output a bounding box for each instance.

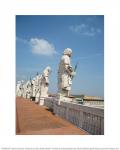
[31,77,36,101]
[16,81,22,96]
[40,66,51,98]
[35,74,42,103]
[58,48,76,97]
[26,81,32,99]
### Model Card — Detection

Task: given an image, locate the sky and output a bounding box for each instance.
[16,15,104,97]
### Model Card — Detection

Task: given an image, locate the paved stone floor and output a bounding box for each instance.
[16,97,88,135]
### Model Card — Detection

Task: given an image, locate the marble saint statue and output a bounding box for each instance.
[35,74,42,103]
[20,80,24,97]
[31,77,36,101]
[25,80,32,99]
[58,48,76,97]
[16,81,22,97]
[40,66,51,98]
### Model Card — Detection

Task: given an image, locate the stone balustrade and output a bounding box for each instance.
[44,97,104,135]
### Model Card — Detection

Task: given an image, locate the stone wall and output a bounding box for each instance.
[44,97,104,135]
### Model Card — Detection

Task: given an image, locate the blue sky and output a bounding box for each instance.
[16,15,104,97]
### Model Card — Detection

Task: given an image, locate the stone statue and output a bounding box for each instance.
[35,74,42,103]
[40,66,51,97]
[16,81,22,97]
[25,81,32,99]
[20,80,24,97]
[58,48,76,97]
[31,77,36,101]
[34,67,51,104]
[22,81,28,99]
[37,66,51,105]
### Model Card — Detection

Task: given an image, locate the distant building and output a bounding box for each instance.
[72,94,104,108]
[83,96,104,107]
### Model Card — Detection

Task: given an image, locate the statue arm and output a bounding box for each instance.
[45,76,49,84]
[63,56,73,75]
[64,64,72,74]
[42,72,49,85]
[64,60,76,77]
[65,65,76,77]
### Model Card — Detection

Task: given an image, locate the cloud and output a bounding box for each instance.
[16,37,28,44]
[29,38,57,56]
[69,24,101,37]
[16,37,57,56]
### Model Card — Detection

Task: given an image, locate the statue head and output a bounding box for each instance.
[21,80,24,83]
[45,66,51,73]
[33,77,36,81]
[63,48,72,57]
[43,66,51,76]
[17,81,21,84]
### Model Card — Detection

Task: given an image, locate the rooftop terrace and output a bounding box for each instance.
[16,97,88,135]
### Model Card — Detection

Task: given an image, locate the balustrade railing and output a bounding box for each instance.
[44,97,104,135]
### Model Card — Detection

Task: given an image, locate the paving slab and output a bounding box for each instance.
[16,97,88,135]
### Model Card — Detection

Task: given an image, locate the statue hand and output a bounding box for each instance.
[71,71,76,76]
[46,83,49,86]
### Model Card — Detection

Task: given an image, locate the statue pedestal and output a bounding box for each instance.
[26,94,30,99]
[23,95,26,99]
[35,97,39,103]
[39,97,45,106]
[56,94,73,105]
